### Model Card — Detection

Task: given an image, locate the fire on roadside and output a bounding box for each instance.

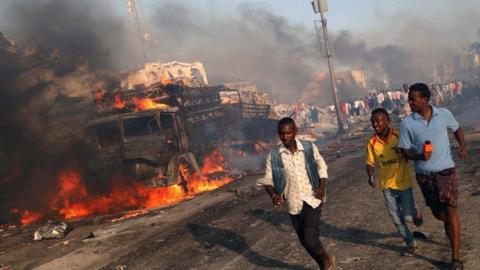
[8,150,232,227]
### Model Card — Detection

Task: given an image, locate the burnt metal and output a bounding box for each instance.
[87,84,277,189]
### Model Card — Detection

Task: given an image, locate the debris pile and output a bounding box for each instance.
[33,221,69,241]
[121,61,208,89]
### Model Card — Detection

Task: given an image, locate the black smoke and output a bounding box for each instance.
[1,0,129,68]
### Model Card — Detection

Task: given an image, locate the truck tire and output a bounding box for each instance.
[177,158,194,194]
[167,152,201,192]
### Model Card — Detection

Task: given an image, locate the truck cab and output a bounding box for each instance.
[87,108,200,190]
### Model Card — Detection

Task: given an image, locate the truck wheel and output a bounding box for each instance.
[177,159,194,194]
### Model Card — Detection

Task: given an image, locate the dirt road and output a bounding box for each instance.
[1,90,480,270]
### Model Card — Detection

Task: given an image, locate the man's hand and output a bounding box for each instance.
[422,151,432,161]
[459,147,468,159]
[314,186,325,200]
[368,176,376,188]
[271,194,284,207]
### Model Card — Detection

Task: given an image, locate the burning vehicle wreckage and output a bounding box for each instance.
[89,82,278,193]
[0,45,276,240]
[0,53,278,240]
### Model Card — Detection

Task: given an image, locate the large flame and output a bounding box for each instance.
[130,97,170,111]
[11,151,232,226]
[201,150,226,176]
[94,90,171,112]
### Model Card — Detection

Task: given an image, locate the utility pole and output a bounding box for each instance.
[129,0,148,64]
[312,0,345,134]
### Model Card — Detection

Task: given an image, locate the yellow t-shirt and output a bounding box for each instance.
[366,128,412,190]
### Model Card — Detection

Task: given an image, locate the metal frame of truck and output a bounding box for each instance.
[86,86,276,191]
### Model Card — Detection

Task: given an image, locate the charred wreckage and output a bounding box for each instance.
[88,83,277,193]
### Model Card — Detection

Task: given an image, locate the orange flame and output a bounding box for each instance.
[102,94,170,112]
[131,97,170,111]
[113,93,126,109]
[95,86,173,113]
[10,208,43,226]
[11,151,232,226]
[160,77,171,85]
[201,150,226,176]
[20,210,43,225]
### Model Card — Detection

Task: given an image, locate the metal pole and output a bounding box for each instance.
[131,0,148,64]
[319,10,345,134]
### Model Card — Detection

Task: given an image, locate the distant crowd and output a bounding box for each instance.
[334,80,466,121]
[272,79,477,129]
[272,103,322,128]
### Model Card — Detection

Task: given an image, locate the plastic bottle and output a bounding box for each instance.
[423,140,433,154]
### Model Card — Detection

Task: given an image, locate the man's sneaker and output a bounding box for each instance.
[401,246,417,257]
[414,212,424,227]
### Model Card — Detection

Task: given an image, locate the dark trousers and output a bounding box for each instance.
[290,202,324,266]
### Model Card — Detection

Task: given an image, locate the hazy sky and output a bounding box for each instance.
[1,0,479,101]
[126,0,479,48]
[131,0,453,33]
[171,0,406,31]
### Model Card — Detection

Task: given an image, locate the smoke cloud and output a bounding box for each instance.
[2,0,479,98]
[0,0,479,223]
[1,0,129,68]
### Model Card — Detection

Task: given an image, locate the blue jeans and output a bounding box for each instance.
[383,188,416,248]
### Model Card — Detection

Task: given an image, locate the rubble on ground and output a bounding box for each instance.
[33,221,69,241]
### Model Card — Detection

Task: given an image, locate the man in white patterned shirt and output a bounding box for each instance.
[257,117,335,270]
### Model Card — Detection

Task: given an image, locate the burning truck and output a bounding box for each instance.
[88,82,277,193]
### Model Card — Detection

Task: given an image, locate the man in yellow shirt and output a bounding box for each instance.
[366,108,423,256]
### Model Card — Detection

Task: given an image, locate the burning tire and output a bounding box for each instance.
[177,158,194,194]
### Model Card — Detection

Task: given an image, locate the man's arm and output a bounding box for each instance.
[454,127,468,158]
[264,185,284,206]
[445,109,466,158]
[401,148,430,161]
[366,165,376,188]
[256,152,283,206]
[312,143,328,200]
[365,141,377,188]
[398,120,431,161]
[314,178,327,200]
[264,184,275,198]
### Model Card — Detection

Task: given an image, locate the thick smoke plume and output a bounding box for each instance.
[0,33,118,223]
[1,0,128,68]
[2,1,479,98]
[0,0,479,223]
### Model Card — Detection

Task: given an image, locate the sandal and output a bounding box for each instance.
[400,246,417,257]
[326,255,336,270]
[450,259,463,270]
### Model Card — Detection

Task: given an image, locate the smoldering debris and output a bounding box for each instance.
[0,33,119,225]
[33,221,69,241]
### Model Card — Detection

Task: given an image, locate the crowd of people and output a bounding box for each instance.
[257,81,477,270]
[270,79,472,134]
[334,80,466,122]
[272,103,322,128]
